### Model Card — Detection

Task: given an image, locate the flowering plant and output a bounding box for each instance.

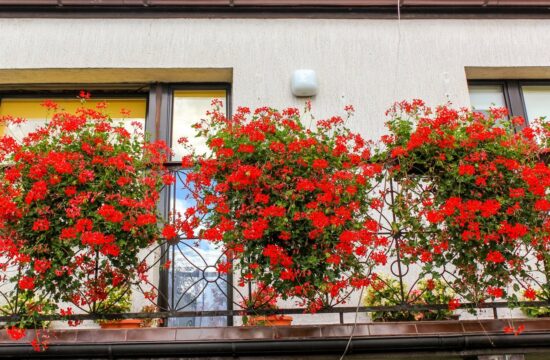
[0,95,170,347]
[521,289,550,318]
[181,102,386,311]
[378,100,550,303]
[240,283,279,311]
[240,283,281,325]
[0,294,55,330]
[94,286,132,323]
[140,305,162,328]
[363,276,456,321]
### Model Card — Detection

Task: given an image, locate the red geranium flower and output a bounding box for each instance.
[162,224,178,240]
[18,276,36,290]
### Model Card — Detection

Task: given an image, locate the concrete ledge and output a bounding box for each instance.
[1,319,550,358]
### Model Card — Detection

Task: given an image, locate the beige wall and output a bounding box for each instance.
[0,18,550,139]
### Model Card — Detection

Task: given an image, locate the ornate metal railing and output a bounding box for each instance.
[1,164,549,327]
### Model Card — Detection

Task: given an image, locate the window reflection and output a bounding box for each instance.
[522,86,550,122]
[166,169,227,327]
[469,85,506,117]
[171,90,227,161]
[0,98,146,142]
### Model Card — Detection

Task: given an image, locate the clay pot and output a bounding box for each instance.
[247,315,293,326]
[99,319,142,329]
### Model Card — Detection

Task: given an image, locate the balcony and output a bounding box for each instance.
[1,99,550,360]
[2,176,550,360]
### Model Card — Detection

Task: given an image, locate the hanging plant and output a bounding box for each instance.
[377,100,550,303]
[0,94,171,348]
[180,102,386,311]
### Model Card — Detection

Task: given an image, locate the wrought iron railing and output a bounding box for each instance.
[1,164,549,327]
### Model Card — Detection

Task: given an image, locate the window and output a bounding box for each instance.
[0,96,147,142]
[468,85,507,116]
[156,85,232,326]
[468,80,550,124]
[171,89,227,160]
[0,84,232,327]
[521,86,550,123]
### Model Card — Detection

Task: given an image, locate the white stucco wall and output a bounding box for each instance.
[0,18,550,137]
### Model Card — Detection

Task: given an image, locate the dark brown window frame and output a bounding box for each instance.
[153,82,234,327]
[468,79,550,127]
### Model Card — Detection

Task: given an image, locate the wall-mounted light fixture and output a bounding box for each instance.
[291,69,318,97]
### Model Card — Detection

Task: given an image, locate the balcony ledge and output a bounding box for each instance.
[2,319,550,358]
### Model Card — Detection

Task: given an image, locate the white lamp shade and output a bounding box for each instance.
[291,69,318,97]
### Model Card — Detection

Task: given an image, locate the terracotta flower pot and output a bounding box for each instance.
[247,315,293,326]
[99,319,142,329]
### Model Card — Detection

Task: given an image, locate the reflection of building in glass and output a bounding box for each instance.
[161,95,231,326]
[167,242,227,327]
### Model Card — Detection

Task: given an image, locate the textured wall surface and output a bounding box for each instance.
[0,18,549,137]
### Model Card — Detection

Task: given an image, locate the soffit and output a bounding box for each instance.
[0,0,549,7]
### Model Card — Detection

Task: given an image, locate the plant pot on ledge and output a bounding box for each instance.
[240,284,293,326]
[247,315,293,326]
[99,319,142,329]
[95,286,139,330]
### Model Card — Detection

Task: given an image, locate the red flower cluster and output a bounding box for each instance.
[18,276,36,290]
[162,224,178,240]
[0,95,170,346]
[504,324,525,336]
[382,100,550,302]
[180,104,382,308]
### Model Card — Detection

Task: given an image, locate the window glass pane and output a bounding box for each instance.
[166,168,227,327]
[469,85,506,115]
[521,86,550,122]
[0,98,146,142]
[167,241,227,327]
[172,90,227,161]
